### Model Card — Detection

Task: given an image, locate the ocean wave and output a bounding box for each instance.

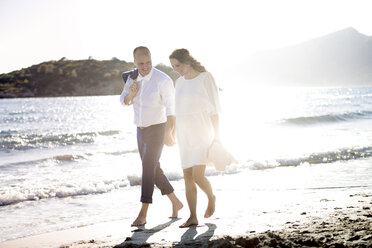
[7,109,38,116]
[0,166,214,206]
[126,167,240,187]
[127,174,142,186]
[102,149,138,156]
[0,130,19,137]
[0,179,129,207]
[2,146,370,206]
[0,154,87,170]
[282,110,372,125]
[0,149,138,169]
[126,172,185,187]
[0,130,122,151]
[0,170,180,207]
[249,146,372,170]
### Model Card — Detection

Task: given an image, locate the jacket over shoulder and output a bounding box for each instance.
[121,69,139,84]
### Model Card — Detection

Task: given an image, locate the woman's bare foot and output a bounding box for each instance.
[131,215,146,226]
[170,199,184,218]
[179,217,198,228]
[204,195,216,218]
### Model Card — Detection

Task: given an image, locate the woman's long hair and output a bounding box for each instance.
[169,49,207,72]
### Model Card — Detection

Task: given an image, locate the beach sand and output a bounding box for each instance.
[1,172,371,248]
[0,197,370,248]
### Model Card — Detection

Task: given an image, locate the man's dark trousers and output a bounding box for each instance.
[136,123,174,203]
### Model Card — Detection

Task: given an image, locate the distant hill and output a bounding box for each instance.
[246,27,372,86]
[0,58,179,98]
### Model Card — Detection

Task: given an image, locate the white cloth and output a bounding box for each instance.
[175,72,221,169]
[207,140,236,171]
[120,68,175,127]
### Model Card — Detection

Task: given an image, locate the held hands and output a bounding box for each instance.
[164,116,176,147]
[164,131,176,146]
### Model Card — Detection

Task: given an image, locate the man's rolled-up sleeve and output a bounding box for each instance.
[119,80,131,106]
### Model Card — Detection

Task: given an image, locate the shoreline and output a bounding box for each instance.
[1,193,371,248]
[175,205,372,248]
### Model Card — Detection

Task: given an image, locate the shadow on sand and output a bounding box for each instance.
[114,218,178,247]
[175,223,217,247]
[114,221,217,247]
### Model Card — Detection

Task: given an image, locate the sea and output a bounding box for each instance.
[1,85,372,242]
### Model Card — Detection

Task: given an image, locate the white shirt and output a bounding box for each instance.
[120,68,175,127]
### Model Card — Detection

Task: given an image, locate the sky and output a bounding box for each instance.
[1,0,372,83]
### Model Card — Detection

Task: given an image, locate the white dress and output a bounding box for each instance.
[175,72,221,169]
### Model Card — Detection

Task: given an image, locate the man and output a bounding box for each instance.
[120,46,183,226]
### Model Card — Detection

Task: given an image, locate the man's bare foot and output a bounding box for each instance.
[179,217,198,228]
[204,195,216,218]
[170,200,184,218]
[131,216,146,226]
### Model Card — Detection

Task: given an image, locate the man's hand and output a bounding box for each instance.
[124,80,139,105]
[129,80,139,97]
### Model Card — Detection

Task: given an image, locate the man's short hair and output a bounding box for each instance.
[133,46,151,57]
